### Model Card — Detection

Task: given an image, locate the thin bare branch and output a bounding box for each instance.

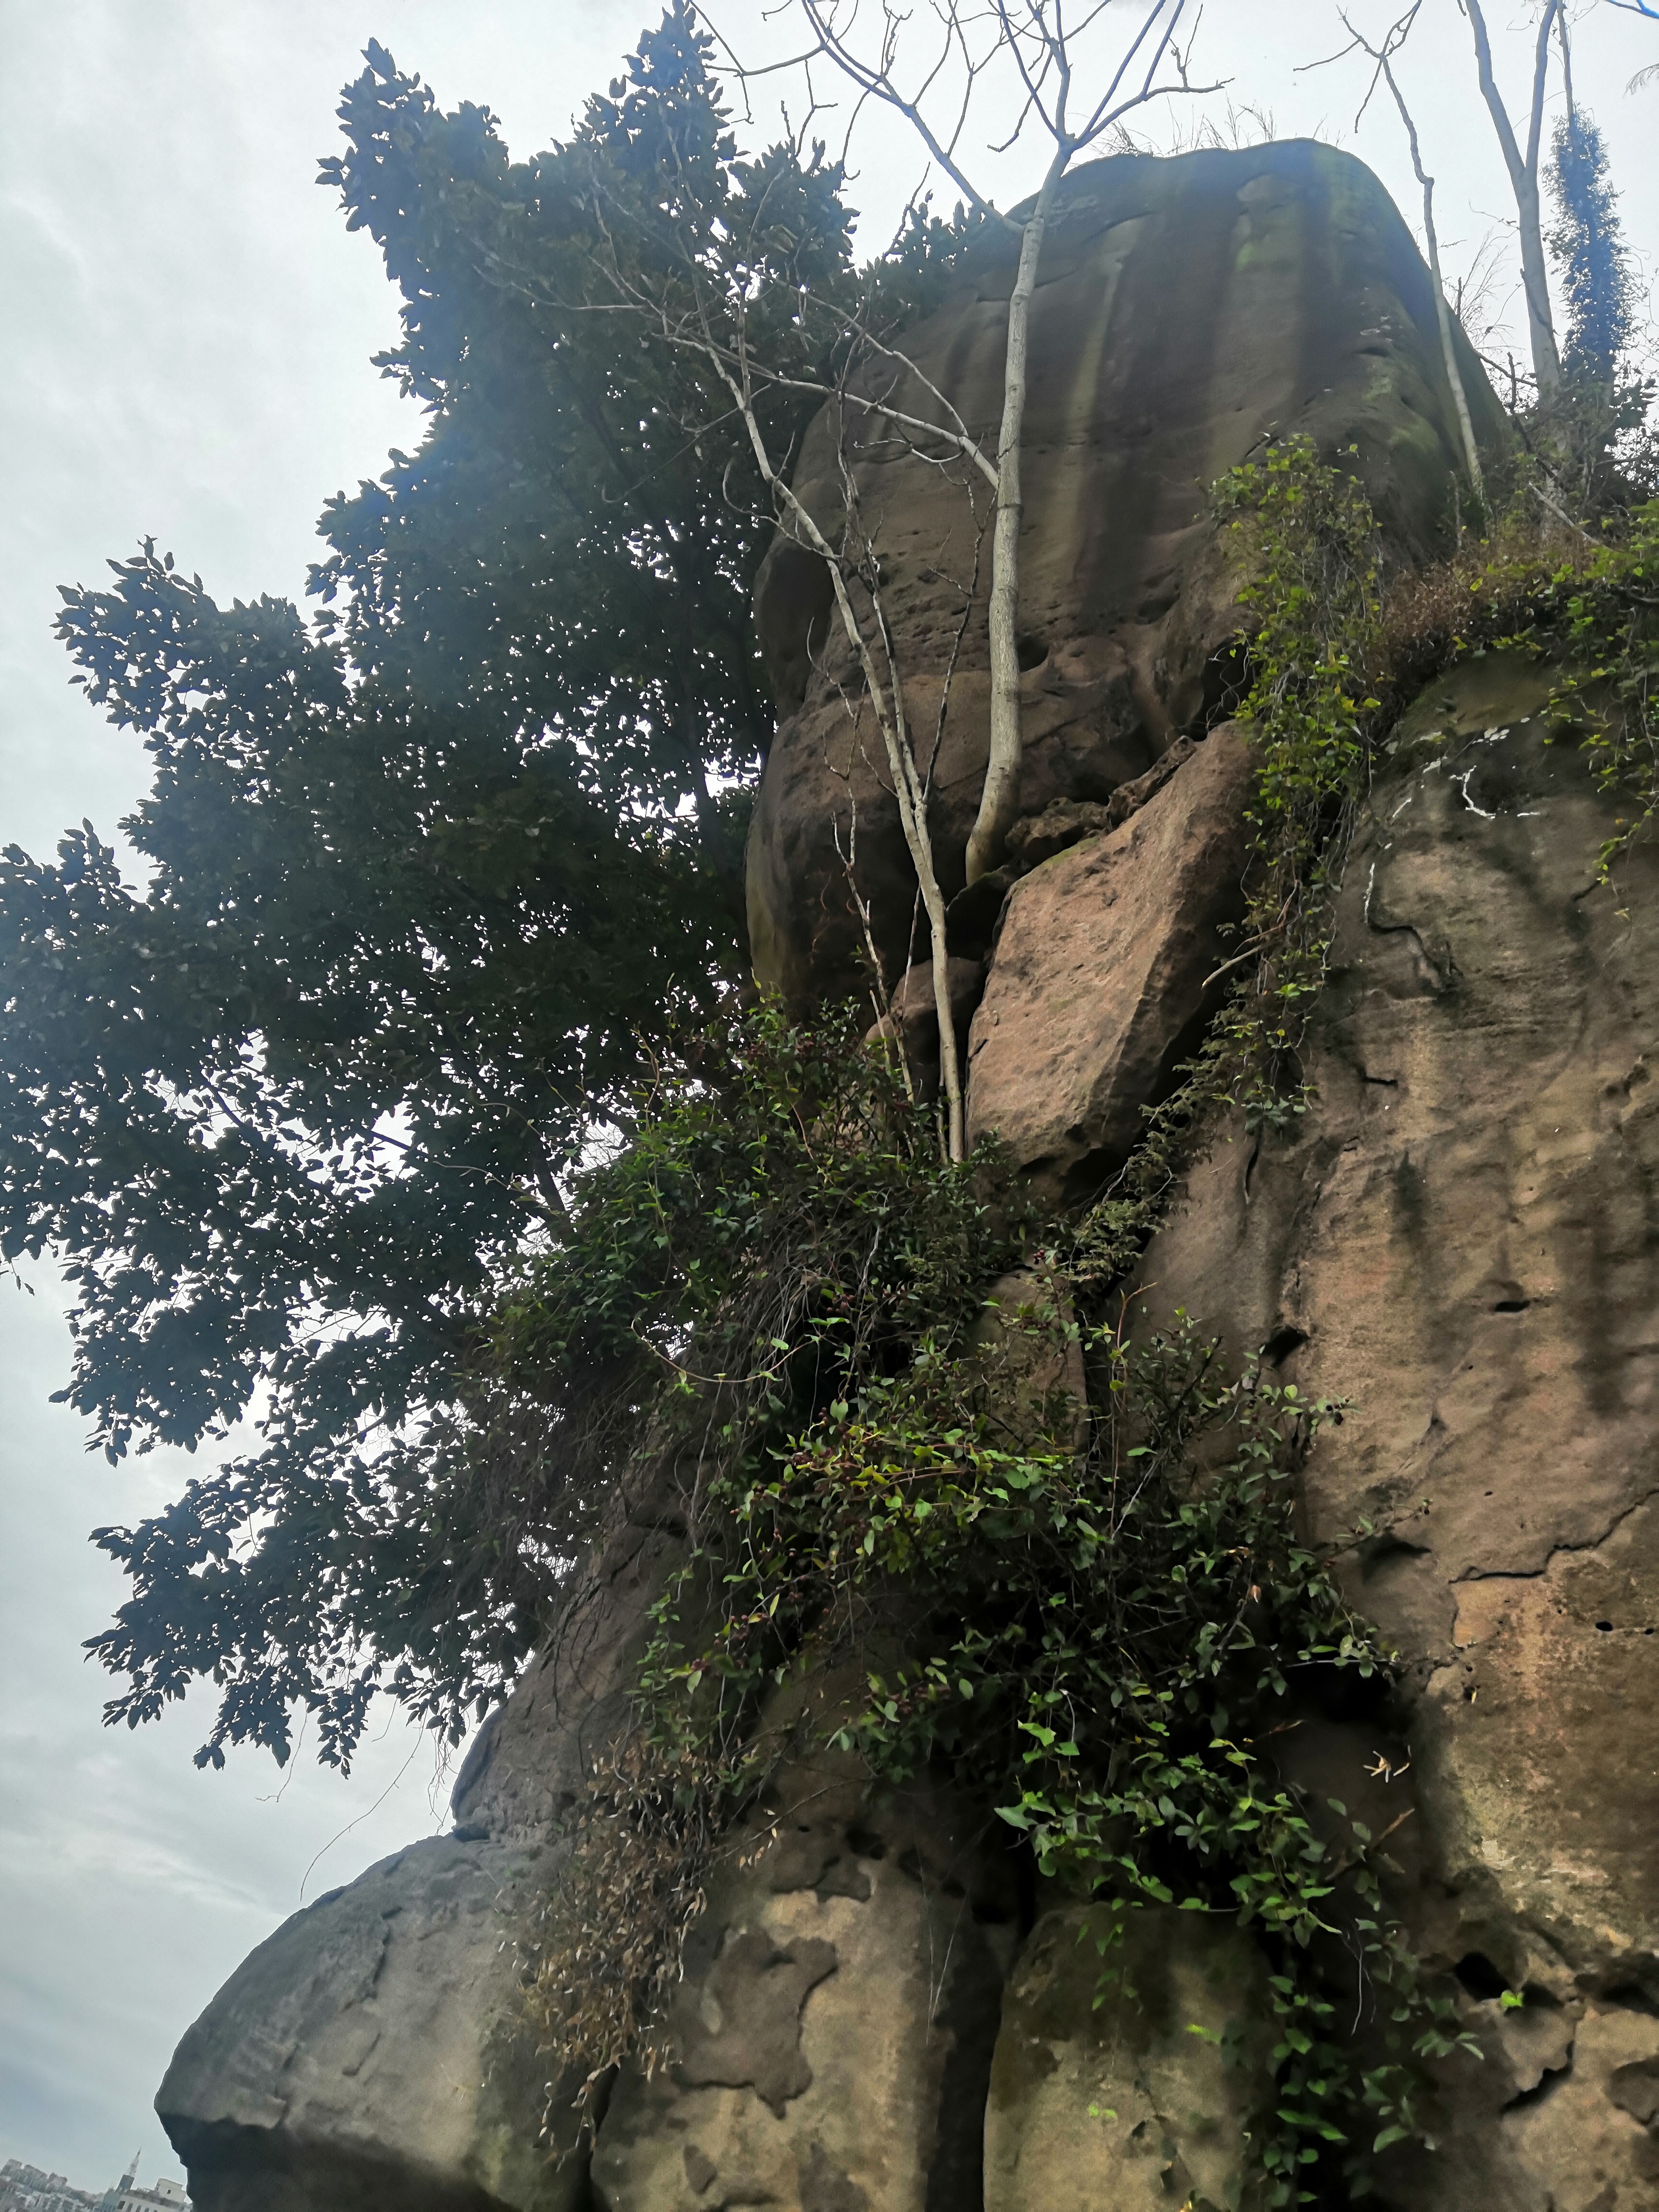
[1335,4,1485,512]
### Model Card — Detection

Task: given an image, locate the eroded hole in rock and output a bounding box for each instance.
[1261,1324,1309,1366]
[1596,1620,1615,1633]
[1012,1836,1038,1936]
[1503,2064,1573,2116]
[1454,1951,1509,2001]
[1610,2056,1659,2126]
[1492,1299,1531,1314]
[1015,631,1048,673]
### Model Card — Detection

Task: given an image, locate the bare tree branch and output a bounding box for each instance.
[1333,4,1486,514]
[785,0,1221,883]
[1462,0,1563,394]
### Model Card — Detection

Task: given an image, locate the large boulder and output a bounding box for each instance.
[156,1473,1028,2212]
[747,140,1503,1008]
[162,142,1656,2212]
[156,1460,695,2210]
[156,1836,573,2212]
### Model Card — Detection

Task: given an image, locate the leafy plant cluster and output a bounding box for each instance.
[521,1028,1486,2198]
[1067,438,1385,1293]
[508,1002,1025,2088]
[1382,486,1659,876]
[1070,435,1658,1294]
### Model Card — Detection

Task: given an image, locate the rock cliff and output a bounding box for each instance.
[156,141,1658,2211]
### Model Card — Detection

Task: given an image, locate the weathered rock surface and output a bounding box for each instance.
[863,952,986,1107]
[590,1756,1020,2212]
[748,139,1503,1008]
[157,1456,697,2211]
[984,1908,1270,2212]
[1108,656,1659,2207]
[965,725,1254,1201]
[156,140,1659,2212]
[157,1837,572,2212]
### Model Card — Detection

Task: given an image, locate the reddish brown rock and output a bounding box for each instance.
[965,726,1254,1202]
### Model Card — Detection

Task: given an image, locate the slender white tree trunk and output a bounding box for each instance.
[965,145,1070,886]
[1423,213,1485,512]
[1377,52,1486,508]
[718,369,967,1157]
[1464,0,1562,398]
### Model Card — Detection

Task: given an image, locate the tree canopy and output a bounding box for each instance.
[0,9,892,1768]
[5,2,1647,1777]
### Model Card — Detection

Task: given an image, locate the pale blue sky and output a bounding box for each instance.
[2,0,1654,2189]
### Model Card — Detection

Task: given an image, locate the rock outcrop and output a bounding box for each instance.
[589,1758,1020,2212]
[156,140,1659,2212]
[158,1836,576,2212]
[964,722,1255,1202]
[1120,657,1659,2208]
[747,138,1503,1011]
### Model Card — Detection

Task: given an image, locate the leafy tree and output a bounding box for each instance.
[0,13,866,1770]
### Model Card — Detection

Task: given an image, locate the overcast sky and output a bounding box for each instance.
[2,0,1655,2192]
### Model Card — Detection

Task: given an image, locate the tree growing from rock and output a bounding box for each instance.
[793,0,1212,884]
[457,5,1010,1155]
[1326,3,1487,515]
[0,28,796,1767]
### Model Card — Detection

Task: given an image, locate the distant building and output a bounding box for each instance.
[95,2166,189,2212]
[0,2159,100,2212]
[2,2155,184,2212]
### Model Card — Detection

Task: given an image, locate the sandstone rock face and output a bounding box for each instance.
[965,724,1254,1202]
[748,139,1503,1009]
[1105,655,1659,2207]
[156,1477,1025,2212]
[157,142,1658,2212]
[590,1757,1020,2212]
[156,1836,573,2212]
[984,1908,1270,2212]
